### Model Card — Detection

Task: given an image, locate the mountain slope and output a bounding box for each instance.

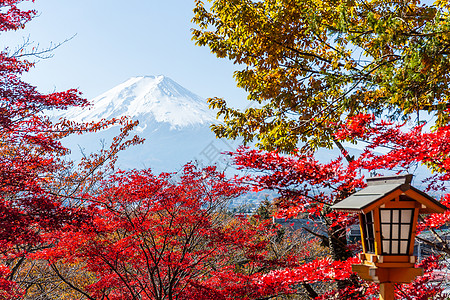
[58,75,231,173]
[63,75,217,128]
[56,75,438,209]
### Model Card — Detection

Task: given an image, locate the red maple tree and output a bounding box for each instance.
[222,114,450,299]
[2,1,449,299]
[37,164,253,299]
[0,1,142,297]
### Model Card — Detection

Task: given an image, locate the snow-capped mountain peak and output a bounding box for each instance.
[62,75,217,129]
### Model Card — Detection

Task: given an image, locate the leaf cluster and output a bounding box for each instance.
[193,0,450,151]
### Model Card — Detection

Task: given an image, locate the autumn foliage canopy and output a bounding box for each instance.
[1,0,449,299]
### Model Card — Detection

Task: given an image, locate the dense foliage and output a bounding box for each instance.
[193,0,450,151]
[192,0,450,298]
[35,164,319,299]
[222,114,450,299]
[0,0,449,299]
[0,0,142,297]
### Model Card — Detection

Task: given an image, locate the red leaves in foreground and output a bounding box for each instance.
[0,1,144,296]
[228,146,365,221]
[2,1,449,297]
[222,113,450,299]
[396,256,449,300]
[0,0,35,32]
[40,163,375,299]
[0,0,90,251]
[38,165,256,299]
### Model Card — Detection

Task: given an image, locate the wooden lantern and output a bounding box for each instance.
[331,174,447,300]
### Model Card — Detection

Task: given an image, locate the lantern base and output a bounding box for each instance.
[352,264,423,283]
[380,282,395,300]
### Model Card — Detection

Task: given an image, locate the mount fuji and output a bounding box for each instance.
[57,75,236,173]
[54,75,439,209]
[62,75,216,128]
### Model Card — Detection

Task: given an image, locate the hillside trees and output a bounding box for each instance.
[25,162,356,300]
[0,0,142,297]
[34,164,312,300]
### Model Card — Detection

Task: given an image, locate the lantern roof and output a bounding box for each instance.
[331,174,447,214]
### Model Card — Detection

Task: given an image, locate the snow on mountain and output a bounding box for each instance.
[62,75,217,129]
[57,75,234,173]
[55,75,440,211]
[57,74,434,192]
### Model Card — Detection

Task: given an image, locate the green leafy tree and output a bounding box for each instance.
[192,0,450,151]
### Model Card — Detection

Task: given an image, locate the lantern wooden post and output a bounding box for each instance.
[379,282,395,300]
[331,175,447,300]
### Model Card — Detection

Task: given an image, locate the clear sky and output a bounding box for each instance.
[3,0,247,106]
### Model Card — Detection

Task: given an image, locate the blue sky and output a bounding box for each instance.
[3,0,247,106]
